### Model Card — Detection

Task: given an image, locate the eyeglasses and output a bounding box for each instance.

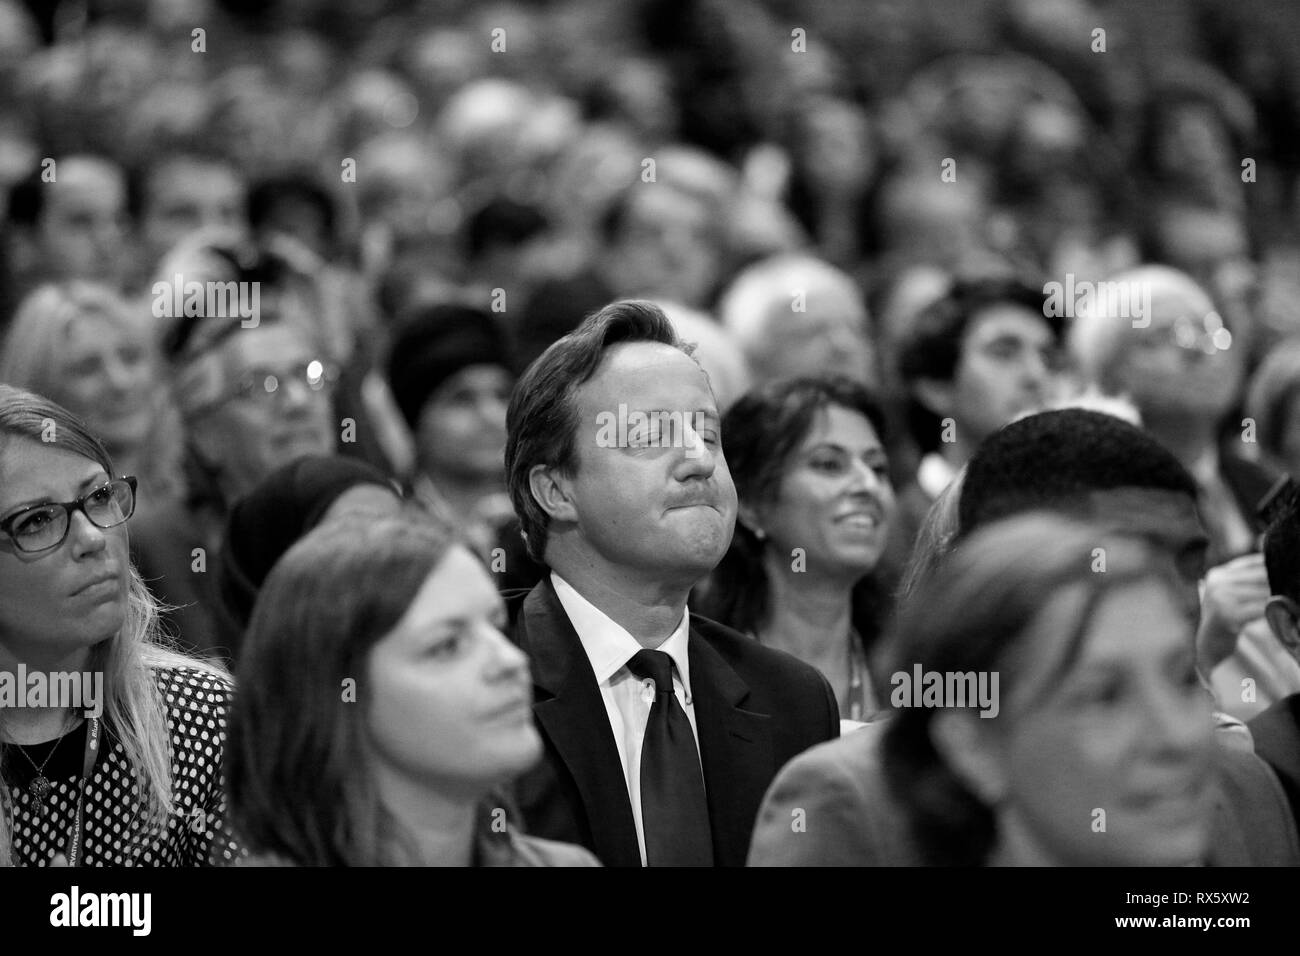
[0,477,137,554]
[1137,311,1233,356]
[201,359,339,413]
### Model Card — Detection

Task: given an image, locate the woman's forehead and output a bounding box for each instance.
[0,437,106,499]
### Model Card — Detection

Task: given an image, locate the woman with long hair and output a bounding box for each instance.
[0,385,235,866]
[226,513,597,866]
[698,376,896,722]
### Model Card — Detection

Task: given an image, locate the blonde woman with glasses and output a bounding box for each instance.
[0,385,236,866]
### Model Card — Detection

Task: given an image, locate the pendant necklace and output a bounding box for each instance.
[12,713,73,812]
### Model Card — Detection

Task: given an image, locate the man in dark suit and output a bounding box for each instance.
[502,299,839,867]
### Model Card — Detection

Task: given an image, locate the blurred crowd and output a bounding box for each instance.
[4,0,1300,869]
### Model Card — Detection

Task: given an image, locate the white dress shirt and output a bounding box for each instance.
[549,571,703,866]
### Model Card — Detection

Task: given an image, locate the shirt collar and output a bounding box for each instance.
[550,572,693,695]
[1187,446,1222,489]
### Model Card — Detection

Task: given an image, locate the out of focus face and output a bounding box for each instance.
[415,365,512,482]
[557,342,737,586]
[1109,286,1242,419]
[141,158,247,266]
[0,439,130,666]
[603,187,721,308]
[37,158,129,285]
[193,324,335,501]
[950,304,1060,444]
[55,313,155,451]
[993,578,1215,866]
[753,405,894,583]
[755,284,878,388]
[365,545,540,799]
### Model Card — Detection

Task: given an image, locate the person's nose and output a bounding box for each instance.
[1142,672,1211,759]
[672,417,719,481]
[278,375,324,416]
[483,621,530,681]
[67,507,109,558]
[845,457,887,498]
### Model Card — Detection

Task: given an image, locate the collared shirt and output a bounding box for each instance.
[549,571,701,867]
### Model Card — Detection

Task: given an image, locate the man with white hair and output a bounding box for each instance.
[1069,264,1300,721]
[717,253,877,388]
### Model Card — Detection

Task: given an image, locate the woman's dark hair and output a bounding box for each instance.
[698,376,889,637]
[226,511,457,866]
[879,513,1190,866]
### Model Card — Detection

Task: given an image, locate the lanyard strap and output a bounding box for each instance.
[63,716,99,868]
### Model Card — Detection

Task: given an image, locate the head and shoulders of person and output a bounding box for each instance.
[227,512,597,867]
[501,298,829,684]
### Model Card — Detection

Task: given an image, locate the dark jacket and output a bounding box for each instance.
[505,576,839,866]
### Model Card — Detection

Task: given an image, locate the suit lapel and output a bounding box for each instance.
[688,627,774,866]
[517,579,641,866]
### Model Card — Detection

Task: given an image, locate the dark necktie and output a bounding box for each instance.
[625,649,714,866]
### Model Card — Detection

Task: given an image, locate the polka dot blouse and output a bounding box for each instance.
[2,666,240,866]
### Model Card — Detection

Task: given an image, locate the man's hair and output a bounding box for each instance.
[1264,487,1300,604]
[897,275,1060,451]
[958,408,1199,537]
[247,172,337,242]
[897,276,1058,386]
[505,299,694,564]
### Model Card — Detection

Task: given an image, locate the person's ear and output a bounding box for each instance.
[527,464,578,524]
[911,377,954,419]
[737,501,769,541]
[1264,595,1300,660]
[930,709,1008,806]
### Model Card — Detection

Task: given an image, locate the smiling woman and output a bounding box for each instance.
[697,376,896,723]
[0,385,237,867]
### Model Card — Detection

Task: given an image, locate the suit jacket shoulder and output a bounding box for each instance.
[748,721,919,866]
[507,578,838,866]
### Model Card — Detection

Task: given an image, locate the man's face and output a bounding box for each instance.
[602,187,721,308]
[556,342,737,586]
[754,284,878,388]
[191,324,336,501]
[1083,487,1209,601]
[947,305,1060,444]
[141,159,247,266]
[37,158,129,284]
[1110,287,1243,419]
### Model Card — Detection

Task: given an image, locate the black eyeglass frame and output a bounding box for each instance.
[0,476,138,554]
